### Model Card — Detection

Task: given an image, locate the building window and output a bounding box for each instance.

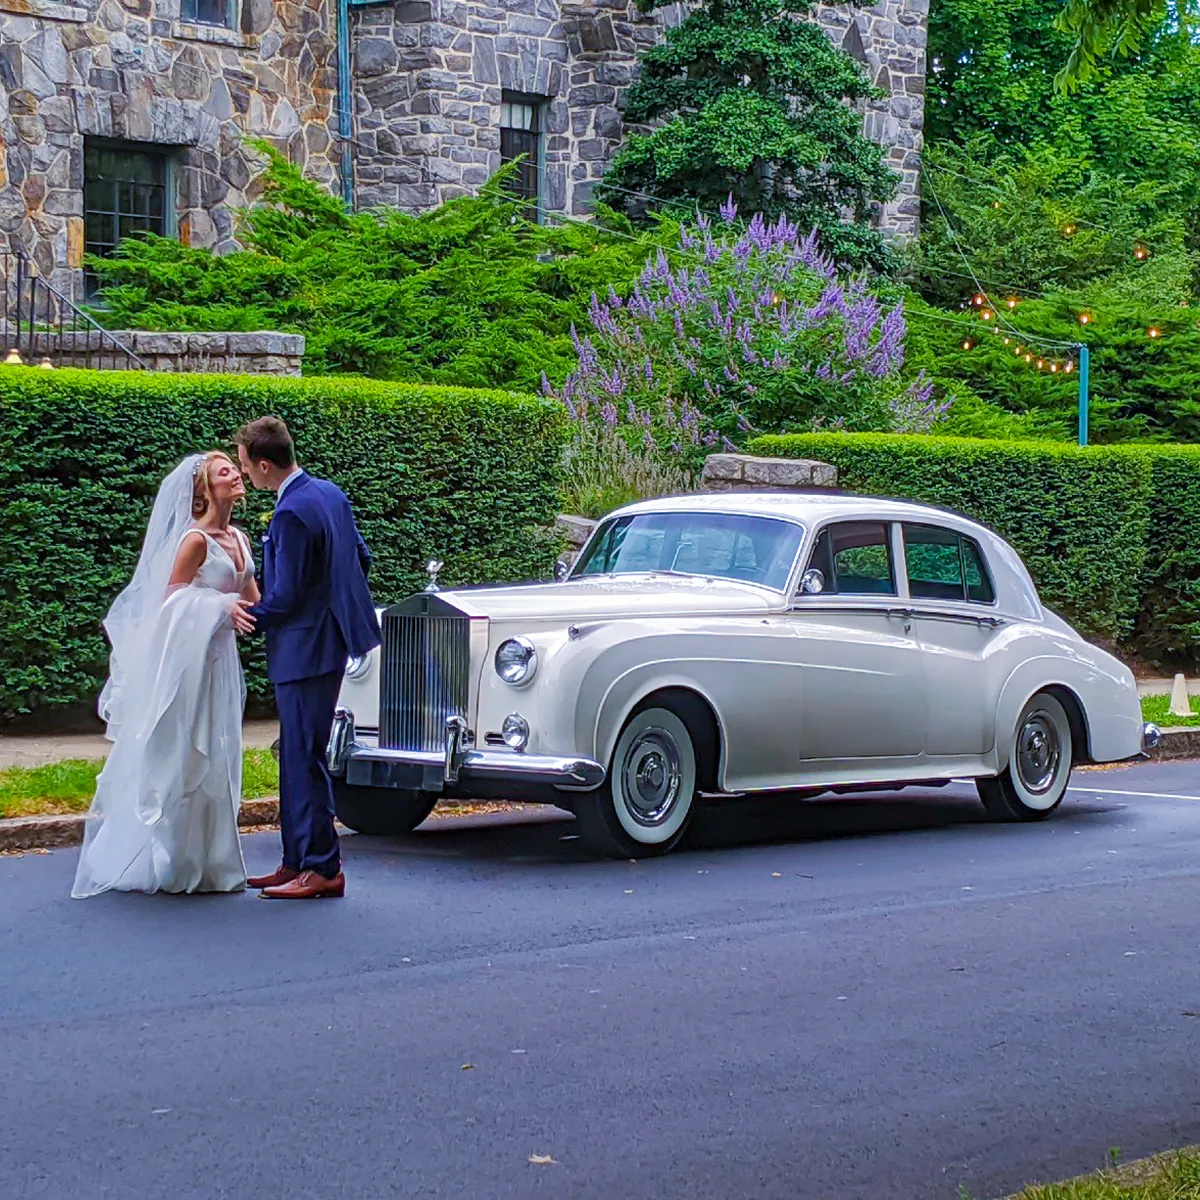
[500,93,542,212]
[180,0,234,26]
[83,142,170,299]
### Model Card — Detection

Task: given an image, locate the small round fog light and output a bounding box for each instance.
[502,713,530,752]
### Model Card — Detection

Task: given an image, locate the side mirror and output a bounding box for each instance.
[554,557,571,582]
[800,568,825,595]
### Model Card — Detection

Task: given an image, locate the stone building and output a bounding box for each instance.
[0,0,927,303]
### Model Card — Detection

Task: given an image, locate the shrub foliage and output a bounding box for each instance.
[0,366,565,719]
[749,431,1200,664]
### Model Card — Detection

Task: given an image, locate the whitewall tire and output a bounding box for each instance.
[977,692,1073,822]
[574,706,699,857]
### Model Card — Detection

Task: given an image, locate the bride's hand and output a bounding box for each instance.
[230,599,257,635]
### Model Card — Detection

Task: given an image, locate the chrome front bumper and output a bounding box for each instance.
[327,708,605,793]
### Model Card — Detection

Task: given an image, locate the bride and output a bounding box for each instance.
[72,452,260,898]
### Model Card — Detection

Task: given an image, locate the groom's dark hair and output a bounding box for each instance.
[235,416,296,469]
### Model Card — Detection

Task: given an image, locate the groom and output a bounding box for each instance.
[235,417,380,900]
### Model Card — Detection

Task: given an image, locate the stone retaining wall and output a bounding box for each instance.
[48,329,305,374]
[700,453,839,492]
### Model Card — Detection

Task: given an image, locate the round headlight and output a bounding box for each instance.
[345,654,370,680]
[502,713,530,751]
[494,637,538,685]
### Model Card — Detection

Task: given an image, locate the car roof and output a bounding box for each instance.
[611,491,980,530]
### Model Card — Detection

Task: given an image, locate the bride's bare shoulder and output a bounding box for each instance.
[168,528,208,585]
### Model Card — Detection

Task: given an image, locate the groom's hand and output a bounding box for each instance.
[232,600,257,635]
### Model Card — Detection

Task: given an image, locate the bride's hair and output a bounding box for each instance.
[192,451,235,518]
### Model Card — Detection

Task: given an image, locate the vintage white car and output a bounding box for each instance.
[327,493,1158,856]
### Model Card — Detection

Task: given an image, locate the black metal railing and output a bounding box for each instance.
[0,250,146,371]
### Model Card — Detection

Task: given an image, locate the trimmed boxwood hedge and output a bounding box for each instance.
[0,366,566,719]
[748,432,1200,663]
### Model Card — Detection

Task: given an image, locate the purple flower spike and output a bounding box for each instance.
[719,194,738,224]
[602,402,619,427]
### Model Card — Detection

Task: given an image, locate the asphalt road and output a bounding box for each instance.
[4,760,1200,1200]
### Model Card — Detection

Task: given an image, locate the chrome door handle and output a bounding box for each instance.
[887,607,915,619]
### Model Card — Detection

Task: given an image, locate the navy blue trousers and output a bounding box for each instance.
[275,671,342,879]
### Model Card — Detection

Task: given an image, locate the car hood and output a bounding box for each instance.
[428,575,779,621]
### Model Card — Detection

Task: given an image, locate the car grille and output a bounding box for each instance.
[380,602,471,753]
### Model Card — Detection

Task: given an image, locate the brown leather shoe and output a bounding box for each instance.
[260,870,345,900]
[248,865,299,890]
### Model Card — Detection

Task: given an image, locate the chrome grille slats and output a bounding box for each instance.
[380,595,471,752]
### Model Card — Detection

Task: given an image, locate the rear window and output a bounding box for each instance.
[903,524,995,604]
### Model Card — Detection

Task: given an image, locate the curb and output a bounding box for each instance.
[0,797,282,854]
[3,731,1197,854]
[1150,725,1200,760]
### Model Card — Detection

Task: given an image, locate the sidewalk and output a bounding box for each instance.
[0,721,279,769]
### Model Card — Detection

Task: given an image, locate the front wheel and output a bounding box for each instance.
[573,706,698,858]
[977,692,1073,822]
[332,780,437,836]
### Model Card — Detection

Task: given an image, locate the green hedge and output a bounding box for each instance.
[747,432,1165,652]
[0,366,566,719]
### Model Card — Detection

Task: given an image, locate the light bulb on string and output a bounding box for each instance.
[1134,245,1148,261]
[1078,313,1092,326]
[971,293,985,308]
[992,201,1001,210]
[1025,353,1033,363]
[1003,337,1011,345]
[961,338,975,351]
[981,309,994,322]
[1050,363,1059,373]
[1065,361,1075,373]
[1036,359,1045,370]
[1006,297,1019,310]
[1063,223,1076,237]
[1148,327,1161,339]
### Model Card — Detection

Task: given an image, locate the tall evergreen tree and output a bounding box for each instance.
[596,0,899,271]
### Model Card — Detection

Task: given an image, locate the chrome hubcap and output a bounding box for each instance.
[621,727,683,826]
[1016,713,1061,795]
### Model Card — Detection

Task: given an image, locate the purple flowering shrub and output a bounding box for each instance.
[546,203,946,486]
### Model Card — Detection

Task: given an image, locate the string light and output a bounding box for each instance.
[1078,313,1092,325]
[1003,336,1011,345]
[992,200,1002,210]
[961,338,975,350]
[1134,245,1149,261]
[1005,297,1019,310]
[1063,223,1077,237]
[1148,326,1161,339]
[981,309,995,321]
[971,293,986,307]
[1066,361,1075,372]
[1050,363,1059,373]
[1037,359,1045,369]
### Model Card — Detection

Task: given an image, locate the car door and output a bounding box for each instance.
[900,523,1005,758]
[786,519,926,762]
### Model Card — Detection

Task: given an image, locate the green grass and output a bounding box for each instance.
[0,749,279,819]
[1005,1148,1200,1198]
[1142,693,1200,729]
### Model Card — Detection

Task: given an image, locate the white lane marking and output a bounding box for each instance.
[1066,786,1200,801]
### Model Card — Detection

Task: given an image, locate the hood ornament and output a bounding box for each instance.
[424,559,443,593]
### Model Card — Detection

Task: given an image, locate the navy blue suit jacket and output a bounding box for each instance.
[250,472,381,685]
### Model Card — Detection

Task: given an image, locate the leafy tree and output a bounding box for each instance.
[596,0,898,272]
[1054,0,1194,89]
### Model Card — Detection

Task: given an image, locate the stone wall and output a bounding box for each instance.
[815,0,928,238]
[700,453,839,491]
[350,0,672,216]
[0,0,340,301]
[350,0,928,235]
[44,328,305,372]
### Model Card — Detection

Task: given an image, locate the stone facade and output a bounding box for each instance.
[42,328,306,371]
[814,0,928,237]
[349,0,928,234]
[0,0,339,301]
[350,0,674,217]
[0,0,927,302]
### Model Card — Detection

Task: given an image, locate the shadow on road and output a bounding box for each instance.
[342,787,1121,866]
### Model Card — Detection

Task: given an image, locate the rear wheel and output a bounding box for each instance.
[977,692,1073,822]
[574,705,698,858]
[332,781,437,836]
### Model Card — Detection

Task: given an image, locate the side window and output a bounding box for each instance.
[962,538,996,603]
[903,524,996,604]
[806,521,896,596]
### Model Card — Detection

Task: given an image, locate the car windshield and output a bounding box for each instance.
[572,511,804,591]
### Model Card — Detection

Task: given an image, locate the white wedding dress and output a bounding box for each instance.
[73,457,253,898]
